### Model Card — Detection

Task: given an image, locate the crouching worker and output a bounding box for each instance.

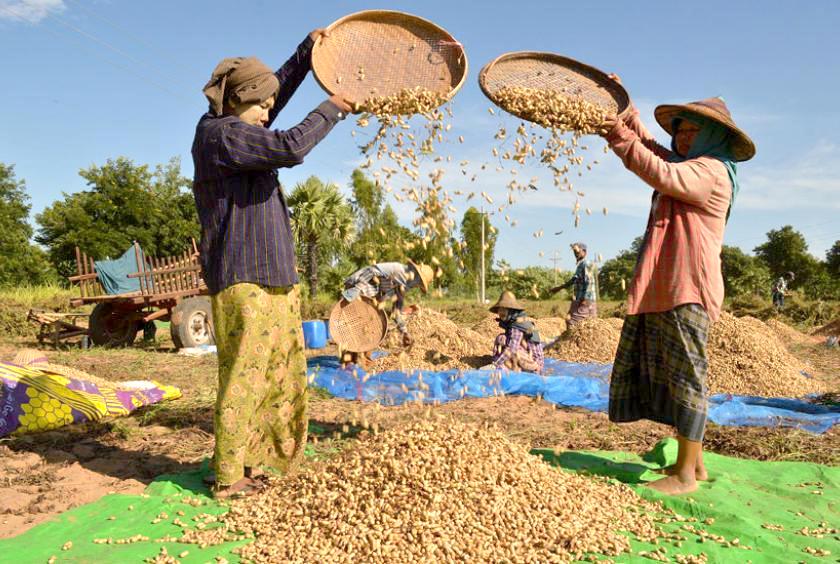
[481,291,544,373]
[192,29,355,499]
[339,261,434,366]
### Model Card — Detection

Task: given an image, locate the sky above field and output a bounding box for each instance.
[1,0,838,271]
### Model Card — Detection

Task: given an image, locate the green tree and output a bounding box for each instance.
[0,163,57,286]
[753,225,821,289]
[826,240,840,278]
[459,207,497,299]
[35,157,199,277]
[348,169,414,265]
[719,245,772,298]
[598,237,644,299]
[288,176,355,299]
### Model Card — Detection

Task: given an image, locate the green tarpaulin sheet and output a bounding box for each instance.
[2,439,836,563]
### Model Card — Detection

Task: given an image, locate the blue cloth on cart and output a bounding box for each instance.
[94,246,143,295]
[307,356,840,434]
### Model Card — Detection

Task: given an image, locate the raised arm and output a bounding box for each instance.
[219,100,342,171]
[266,35,315,127]
[605,119,727,207]
[621,103,673,160]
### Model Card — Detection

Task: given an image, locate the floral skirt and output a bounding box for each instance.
[211,283,307,486]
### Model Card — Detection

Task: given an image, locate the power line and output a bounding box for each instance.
[0,4,192,102]
[62,0,197,78]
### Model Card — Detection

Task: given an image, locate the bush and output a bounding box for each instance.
[0,285,80,338]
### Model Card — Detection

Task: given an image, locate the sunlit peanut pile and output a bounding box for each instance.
[707,313,822,398]
[543,313,822,397]
[491,86,612,135]
[371,308,493,372]
[183,419,664,563]
[764,318,813,344]
[546,318,624,364]
[487,87,612,229]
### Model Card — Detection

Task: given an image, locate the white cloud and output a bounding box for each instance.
[738,140,840,211]
[0,0,65,23]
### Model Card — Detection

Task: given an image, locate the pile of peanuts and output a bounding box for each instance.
[491,86,612,135]
[707,313,823,397]
[183,418,665,562]
[372,308,493,372]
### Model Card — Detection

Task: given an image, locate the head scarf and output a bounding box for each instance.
[670,111,739,220]
[202,57,279,116]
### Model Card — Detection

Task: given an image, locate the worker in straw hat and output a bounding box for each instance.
[600,75,755,495]
[342,261,434,349]
[549,242,598,327]
[192,28,357,499]
[480,291,544,373]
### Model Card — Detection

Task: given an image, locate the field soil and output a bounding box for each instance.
[0,304,837,539]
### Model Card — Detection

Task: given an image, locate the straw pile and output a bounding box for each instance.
[707,313,820,398]
[813,319,840,337]
[185,419,663,563]
[546,318,623,364]
[370,309,492,372]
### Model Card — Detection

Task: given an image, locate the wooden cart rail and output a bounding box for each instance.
[69,240,205,305]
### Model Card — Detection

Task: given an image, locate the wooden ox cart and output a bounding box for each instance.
[67,241,214,349]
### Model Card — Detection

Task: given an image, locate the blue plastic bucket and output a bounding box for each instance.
[302,320,327,349]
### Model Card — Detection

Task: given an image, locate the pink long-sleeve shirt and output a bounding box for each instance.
[606,105,732,322]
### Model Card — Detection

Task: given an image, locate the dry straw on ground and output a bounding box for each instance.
[184,418,663,563]
[812,319,840,337]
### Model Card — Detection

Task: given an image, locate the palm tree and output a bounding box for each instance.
[288,176,355,298]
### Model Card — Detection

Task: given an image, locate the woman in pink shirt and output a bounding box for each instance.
[601,77,755,495]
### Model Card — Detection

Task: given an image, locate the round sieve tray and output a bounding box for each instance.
[329,297,388,353]
[479,51,629,121]
[312,10,468,107]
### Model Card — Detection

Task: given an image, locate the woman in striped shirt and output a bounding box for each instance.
[192,29,354,499]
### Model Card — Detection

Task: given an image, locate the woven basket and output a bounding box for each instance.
[328,298,388,353]
[312,10,467,107]
[479,51,629,120]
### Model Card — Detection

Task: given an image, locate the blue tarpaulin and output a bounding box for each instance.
[307,356,840,434]
[94,246,143,295]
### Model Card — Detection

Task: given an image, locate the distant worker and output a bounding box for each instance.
[549,242,598,327]
[480,291,544,373]
[342,261,434,347]
[772,272,795,309]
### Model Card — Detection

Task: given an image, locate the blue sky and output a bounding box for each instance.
[1,0,838,271]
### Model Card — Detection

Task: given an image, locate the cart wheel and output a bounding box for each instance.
[89,303,140,347]
[171,297,214,349]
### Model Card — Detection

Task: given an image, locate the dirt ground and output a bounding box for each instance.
[0,314,837,540]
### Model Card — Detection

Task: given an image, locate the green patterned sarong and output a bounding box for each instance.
[211,283,307,486]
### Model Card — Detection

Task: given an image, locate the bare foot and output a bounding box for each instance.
[657,464,708,481]
[645,474,697,495]
[212,476,264,500]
